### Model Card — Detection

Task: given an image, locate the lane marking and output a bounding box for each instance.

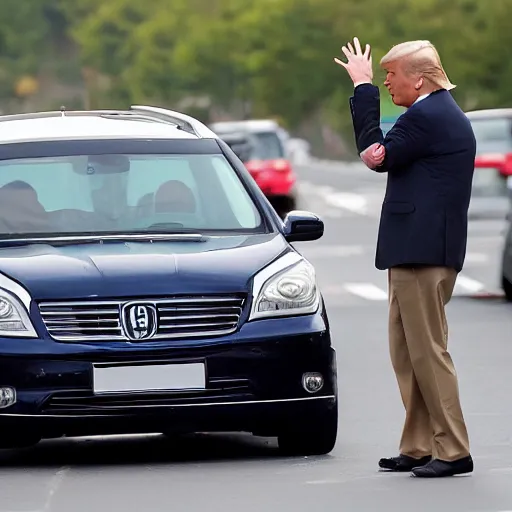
[42,466,70,512]
[464,252,489,264]
[298,181,371,216]
[325,192,368,215]
[454,274,486,294]
[344,283,388,300]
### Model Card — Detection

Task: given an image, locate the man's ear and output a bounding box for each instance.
[415,77,424,90]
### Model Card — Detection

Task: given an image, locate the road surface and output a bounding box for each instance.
[0,160,511,512]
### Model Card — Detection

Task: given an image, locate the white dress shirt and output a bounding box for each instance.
[413,93,431,105]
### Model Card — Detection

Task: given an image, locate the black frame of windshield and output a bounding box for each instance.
[0,138,277,239]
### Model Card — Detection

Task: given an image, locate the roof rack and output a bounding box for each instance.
[0,105,217,139]
[130,105,216,138]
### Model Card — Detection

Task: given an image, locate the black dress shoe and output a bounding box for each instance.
[411,455,473,478]
[379,454,432,472]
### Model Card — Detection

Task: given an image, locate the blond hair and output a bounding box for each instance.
[380,40,456,91]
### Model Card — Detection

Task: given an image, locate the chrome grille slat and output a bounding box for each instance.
[45,319,120,325]
[159,314,239,321]
[47,326,122,332]
[40,301,121,307]
[158,306,242,313]
[41,309,120,316]
[38,296,245,342]
[159,322,237,330]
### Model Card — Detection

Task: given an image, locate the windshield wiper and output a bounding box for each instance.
[0,233,207,246]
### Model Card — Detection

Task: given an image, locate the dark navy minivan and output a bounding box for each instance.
[0,106,337,456]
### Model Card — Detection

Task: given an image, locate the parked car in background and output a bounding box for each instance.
[216,130,258,164]
[500,195,512,301]
[465,109,512,219]
[0,106,337,455]
[210,120,298,219]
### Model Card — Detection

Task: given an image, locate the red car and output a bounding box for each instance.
[463,109,512,218]
[466,109,512,179]
[211,120,298,219]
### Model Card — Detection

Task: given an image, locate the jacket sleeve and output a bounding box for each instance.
[349,84,383,153]
[376,109,430,173]
[349,83,430,173]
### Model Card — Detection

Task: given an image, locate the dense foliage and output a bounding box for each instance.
[0,0,510,139]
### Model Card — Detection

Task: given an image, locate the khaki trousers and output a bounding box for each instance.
[388,266,470,462]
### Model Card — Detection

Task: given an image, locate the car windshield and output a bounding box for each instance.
[250,131,285,160]
[0,150,263,239]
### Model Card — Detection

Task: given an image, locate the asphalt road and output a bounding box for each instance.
[0,161,511,512]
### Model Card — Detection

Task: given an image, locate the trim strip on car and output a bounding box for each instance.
[0,395,336,418]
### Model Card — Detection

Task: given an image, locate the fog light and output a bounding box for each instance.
[0,387,16,408]
[302,372,324,394]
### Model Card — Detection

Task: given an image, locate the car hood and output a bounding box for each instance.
[0,234,291,300]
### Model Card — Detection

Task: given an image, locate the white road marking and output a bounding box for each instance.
[298,181,371,216]
[321,276,488,302]
[464,252,489,264]
[325,192,368,215]
[42,467,70,512]
[454,274,486,294]
[344,283,388,300]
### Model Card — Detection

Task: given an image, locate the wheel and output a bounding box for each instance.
[502,274,512,302]
[277,400,338,456]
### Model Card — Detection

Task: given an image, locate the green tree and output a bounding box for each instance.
[3,0,507,148]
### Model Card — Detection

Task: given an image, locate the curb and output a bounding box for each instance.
[467,290,506,299]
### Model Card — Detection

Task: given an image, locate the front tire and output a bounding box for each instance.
[277,400,338,456]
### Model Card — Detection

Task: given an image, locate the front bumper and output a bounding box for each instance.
[0,394,336,440]
[0,312,336,438]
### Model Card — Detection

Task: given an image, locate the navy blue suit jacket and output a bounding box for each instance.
[349,84,476,272]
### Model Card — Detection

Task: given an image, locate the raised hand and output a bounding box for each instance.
[334,37,373,85]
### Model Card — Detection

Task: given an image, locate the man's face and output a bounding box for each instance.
[383,60,420,108]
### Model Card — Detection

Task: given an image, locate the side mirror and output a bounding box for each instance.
[283,210,324,242]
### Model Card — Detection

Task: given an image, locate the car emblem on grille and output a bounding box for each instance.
[121,302,158,340]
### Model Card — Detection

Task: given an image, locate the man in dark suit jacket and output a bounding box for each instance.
[335,38,475,478]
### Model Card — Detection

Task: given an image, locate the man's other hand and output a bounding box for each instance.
[334,37,373,86]
[360,143,385,169]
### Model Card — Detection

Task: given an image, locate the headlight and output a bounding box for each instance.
[0,289,37,337]
[249,253,320,320]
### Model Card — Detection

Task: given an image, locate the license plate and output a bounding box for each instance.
[92,362,206,394]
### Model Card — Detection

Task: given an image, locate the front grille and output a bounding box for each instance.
[38,296,245,341]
